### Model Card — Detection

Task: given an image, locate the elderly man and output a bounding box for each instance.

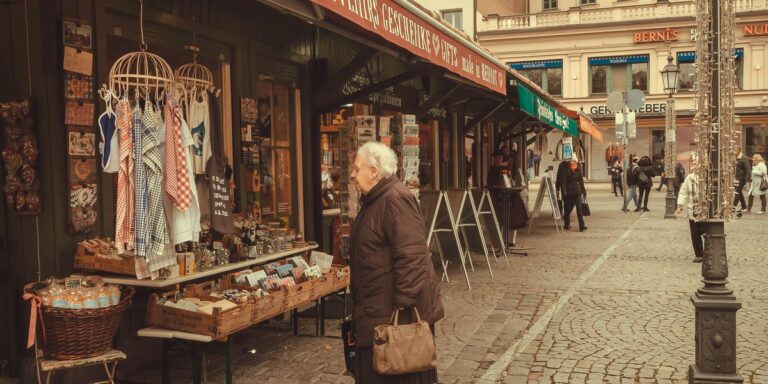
[348,141,444,384]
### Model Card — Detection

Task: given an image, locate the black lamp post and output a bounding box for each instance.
[660,55,680,219]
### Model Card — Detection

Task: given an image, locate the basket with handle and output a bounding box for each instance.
[24,283,135,360]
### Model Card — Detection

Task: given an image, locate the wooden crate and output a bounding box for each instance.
[284,281,314,311]
[309,274,335,301]
[331,265,351,291]
[146,284,253,339]
[219,278,287,324]
[73,244,136,276]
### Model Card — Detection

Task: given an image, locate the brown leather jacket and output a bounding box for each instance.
[349,176,444,347]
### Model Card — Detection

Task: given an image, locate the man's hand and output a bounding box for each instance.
[676,205,683,214]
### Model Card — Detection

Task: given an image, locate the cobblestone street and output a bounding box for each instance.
[128,183,768,384]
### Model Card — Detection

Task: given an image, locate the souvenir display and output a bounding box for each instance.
[64,102,95,126]
[1,99,41,215]
[33,276,122,309]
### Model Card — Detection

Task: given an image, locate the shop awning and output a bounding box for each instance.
[309,0,507,95]
[516,84,578,136]
[578,113,604,143]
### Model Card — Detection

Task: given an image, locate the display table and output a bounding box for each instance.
[101,245,318,288]
[138,326,232,384]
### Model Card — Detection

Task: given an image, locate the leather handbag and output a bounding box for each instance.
[581,196,591,216]
[373,308,436,375]
[760,176,768,192]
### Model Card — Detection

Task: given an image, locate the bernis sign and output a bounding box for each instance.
[311,0,507,95]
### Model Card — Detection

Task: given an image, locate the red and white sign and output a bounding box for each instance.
[311,0,507,95]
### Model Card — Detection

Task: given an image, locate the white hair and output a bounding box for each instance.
[358,141,398,178]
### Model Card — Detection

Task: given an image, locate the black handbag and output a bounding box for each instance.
[341,319,356,377]
[581,196,591,216]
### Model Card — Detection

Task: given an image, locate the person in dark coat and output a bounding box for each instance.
[610,161,623,197]
[672,161,685,197]
[634,155,654,212]
[733,145,751,212]
[622,157,640,212]
[349,141,444,384]
[556,159,587,231]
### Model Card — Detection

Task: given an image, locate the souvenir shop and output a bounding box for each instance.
[0,0,569,382]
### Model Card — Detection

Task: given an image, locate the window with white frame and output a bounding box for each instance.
[543,0,558,11]
[441,10,463,30]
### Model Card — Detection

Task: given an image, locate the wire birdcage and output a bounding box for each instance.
[107,0,174,102]
[175,45,214,98]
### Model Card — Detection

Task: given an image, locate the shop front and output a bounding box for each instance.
[0,0,551,382]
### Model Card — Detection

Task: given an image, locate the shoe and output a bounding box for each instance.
[579,227,587,232]
[622,208,629,212]
[643,207,650,212]
[693,257,703,263]
[563,225,571,230]
[634,207,641,212]
[735,207,743,212]
[758,211,766,214]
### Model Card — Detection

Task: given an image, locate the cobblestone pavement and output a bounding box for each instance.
[123,182,768,384]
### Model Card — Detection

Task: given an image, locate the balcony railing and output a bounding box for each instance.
[481,0,768,32]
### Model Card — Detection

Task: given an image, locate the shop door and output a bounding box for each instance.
[250,79,299,226]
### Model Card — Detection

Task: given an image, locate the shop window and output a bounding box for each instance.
[543,0,558,10]
[677,50,744,91]
[517,67,562,96]
[745,125,768,160]
[441,10,463,30]
[253,79,295,219]
[652,129,665,163]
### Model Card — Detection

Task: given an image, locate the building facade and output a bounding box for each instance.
[474,0,768,181]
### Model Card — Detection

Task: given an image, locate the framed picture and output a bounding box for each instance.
[62,20,92,50]
[68,131,96,156]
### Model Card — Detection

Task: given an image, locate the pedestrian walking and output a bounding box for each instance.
[622,157,640,212]
[676,171,703,263]
[733,146,751,212]
[610,161,624,197]
[747,154,768,214]
[673,161,685,197]
[556,158,587,231]
[348,141,444,384]
[635,155,655,212]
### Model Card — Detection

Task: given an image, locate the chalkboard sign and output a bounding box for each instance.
[207,156,235,234]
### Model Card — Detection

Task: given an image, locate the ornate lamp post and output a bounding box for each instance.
[689,0,742,382]
[660,55,679,219]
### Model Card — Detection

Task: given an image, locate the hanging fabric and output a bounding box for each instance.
[188,96,212,174]
[115,98,134,252]
[142,103,173,271]
[206,94,235,234]
[133,104,148,258]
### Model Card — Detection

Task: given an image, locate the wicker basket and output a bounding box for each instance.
[36,286,134,360]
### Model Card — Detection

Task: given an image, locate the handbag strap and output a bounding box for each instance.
[389,307,424,326]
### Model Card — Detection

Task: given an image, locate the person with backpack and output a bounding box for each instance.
[634,156,655,212]
[622,157,640,212]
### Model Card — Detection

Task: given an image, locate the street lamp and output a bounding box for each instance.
[660,55,679,219]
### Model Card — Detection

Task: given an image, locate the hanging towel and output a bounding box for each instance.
[115,99,134,252]
[142,104,172,271]
[164,98,192,210]
[163,118,201,245]
[188,98,212,174]
[133,104,148,258]
[98,111,120,173]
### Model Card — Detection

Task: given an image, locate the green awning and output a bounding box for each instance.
[517,84,579,136]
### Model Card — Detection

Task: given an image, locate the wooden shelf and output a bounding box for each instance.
[101,245,318,288]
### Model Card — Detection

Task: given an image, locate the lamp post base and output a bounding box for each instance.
[665,177,677,219]
[689,364,743,384]
[689,221,742,384]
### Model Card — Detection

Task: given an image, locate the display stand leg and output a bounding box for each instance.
[315,298,322,337]
[292,309,298,336]
[458,226,475,271]
[162,339,170,384]
[226,337,233,384]
[320,296,326,337]
[191,342,202,384]
[433,234,450,283]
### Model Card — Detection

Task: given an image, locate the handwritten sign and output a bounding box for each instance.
[311,0,506,95]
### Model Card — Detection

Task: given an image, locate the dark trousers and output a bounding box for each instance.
[689,219,704,259]
[748,194,767,212]
[612,179,623,196]
[638,186,651,209]
[563,195,585,229]
[733,179,747,209]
